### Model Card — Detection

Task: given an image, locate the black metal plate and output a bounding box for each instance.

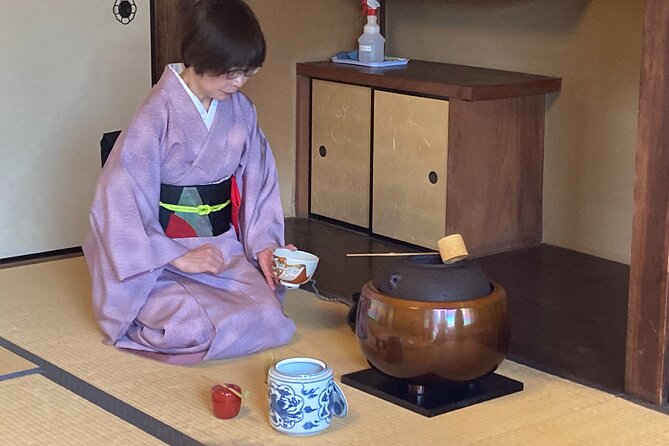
[341,368,524,417]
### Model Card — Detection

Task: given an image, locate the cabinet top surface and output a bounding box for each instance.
[297,60,561,101]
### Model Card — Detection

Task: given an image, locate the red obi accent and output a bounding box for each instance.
[165,214,197,238]
[231,175,241,237]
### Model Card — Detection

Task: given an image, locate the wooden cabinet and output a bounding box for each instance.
[296,60,561,256]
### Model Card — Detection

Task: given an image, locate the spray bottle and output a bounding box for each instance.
[358,0,385,63]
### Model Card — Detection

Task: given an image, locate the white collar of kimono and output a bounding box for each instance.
[168,63,218,131]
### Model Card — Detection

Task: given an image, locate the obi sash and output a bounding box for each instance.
[158,176,241,238]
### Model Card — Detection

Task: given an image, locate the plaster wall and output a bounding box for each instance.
[386,0,644,263]
[243,0,361,217]
[0,0,151,257]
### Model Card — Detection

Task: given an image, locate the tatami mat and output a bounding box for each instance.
[0,345,39,380]
[0,374,165,445]
[0,257,668,445]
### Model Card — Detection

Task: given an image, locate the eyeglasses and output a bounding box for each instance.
[225,67,261,79]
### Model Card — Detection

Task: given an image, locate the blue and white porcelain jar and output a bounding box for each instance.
[268,357,348,435]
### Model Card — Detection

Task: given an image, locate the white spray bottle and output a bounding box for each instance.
[358,0,385,63]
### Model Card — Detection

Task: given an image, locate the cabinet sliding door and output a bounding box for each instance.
[373,91,449,249]
[310,80,371,228]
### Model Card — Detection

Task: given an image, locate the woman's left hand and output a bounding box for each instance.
[258,244,297,291]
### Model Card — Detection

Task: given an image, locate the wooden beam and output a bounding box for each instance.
[379,0,386,39]
[625,0,669,406]
[151,0,194,84]
[295,74,311,217]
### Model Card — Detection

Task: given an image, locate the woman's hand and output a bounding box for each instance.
[258,244,297,291]
[170,244,225,275]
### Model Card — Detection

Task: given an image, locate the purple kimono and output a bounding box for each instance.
[83,67,296,364]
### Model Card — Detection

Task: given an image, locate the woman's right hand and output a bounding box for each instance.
[170,244,225,275]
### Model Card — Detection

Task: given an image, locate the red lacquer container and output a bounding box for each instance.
[211,384,242,419]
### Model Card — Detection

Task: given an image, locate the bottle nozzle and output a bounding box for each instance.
[361,0,381,16]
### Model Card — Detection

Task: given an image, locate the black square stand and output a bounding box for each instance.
[341,368,523,417]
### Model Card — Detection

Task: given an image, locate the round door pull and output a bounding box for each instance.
[428,171,439,184]
[319,145,327,157]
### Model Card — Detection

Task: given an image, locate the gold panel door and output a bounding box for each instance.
[373,91,449,249]
[311,80,371,228]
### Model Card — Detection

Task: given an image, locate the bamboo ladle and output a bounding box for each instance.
[346,234,469,264]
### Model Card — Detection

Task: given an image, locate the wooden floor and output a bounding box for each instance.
[285,217,629,395]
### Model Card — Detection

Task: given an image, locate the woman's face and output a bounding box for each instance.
[197,72,249,101]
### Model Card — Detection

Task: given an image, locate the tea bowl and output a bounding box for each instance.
[272,248,319,289]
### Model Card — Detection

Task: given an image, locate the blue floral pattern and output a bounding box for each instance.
[318,381,334,419]
[268,382,305,429]
[300,384,319,399]
[303,421,322,431]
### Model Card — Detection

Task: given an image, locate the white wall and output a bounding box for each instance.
[0,0,151,258]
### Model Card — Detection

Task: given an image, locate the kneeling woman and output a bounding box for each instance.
[83,0,296,364]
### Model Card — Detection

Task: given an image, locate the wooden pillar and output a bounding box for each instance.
[295,73,311,217]
[625,0,669,406]
[151,0,194,84]
[379,1,386,38]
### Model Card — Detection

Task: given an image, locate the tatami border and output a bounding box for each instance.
[0,336,205,446]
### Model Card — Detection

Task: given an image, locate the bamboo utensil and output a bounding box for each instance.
[346,234,469,264]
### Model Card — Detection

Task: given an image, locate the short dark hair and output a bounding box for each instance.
[181,0,266,76]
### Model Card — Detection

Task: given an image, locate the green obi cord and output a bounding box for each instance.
[158,179,232,238]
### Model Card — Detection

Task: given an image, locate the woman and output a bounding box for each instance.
[83,0,295,364]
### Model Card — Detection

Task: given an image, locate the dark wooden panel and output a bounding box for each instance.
[447,96,544,257]
[151,0,194,84]
[297,61,561,101]
[295,74,311,217]
[479,244,629,394]
[625,0,669,406]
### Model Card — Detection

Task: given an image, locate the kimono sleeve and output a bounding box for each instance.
[87,95,189,281]
[236,104,285,262]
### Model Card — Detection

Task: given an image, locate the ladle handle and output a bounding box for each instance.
[346,234,469,264]
[346,252,440,257]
